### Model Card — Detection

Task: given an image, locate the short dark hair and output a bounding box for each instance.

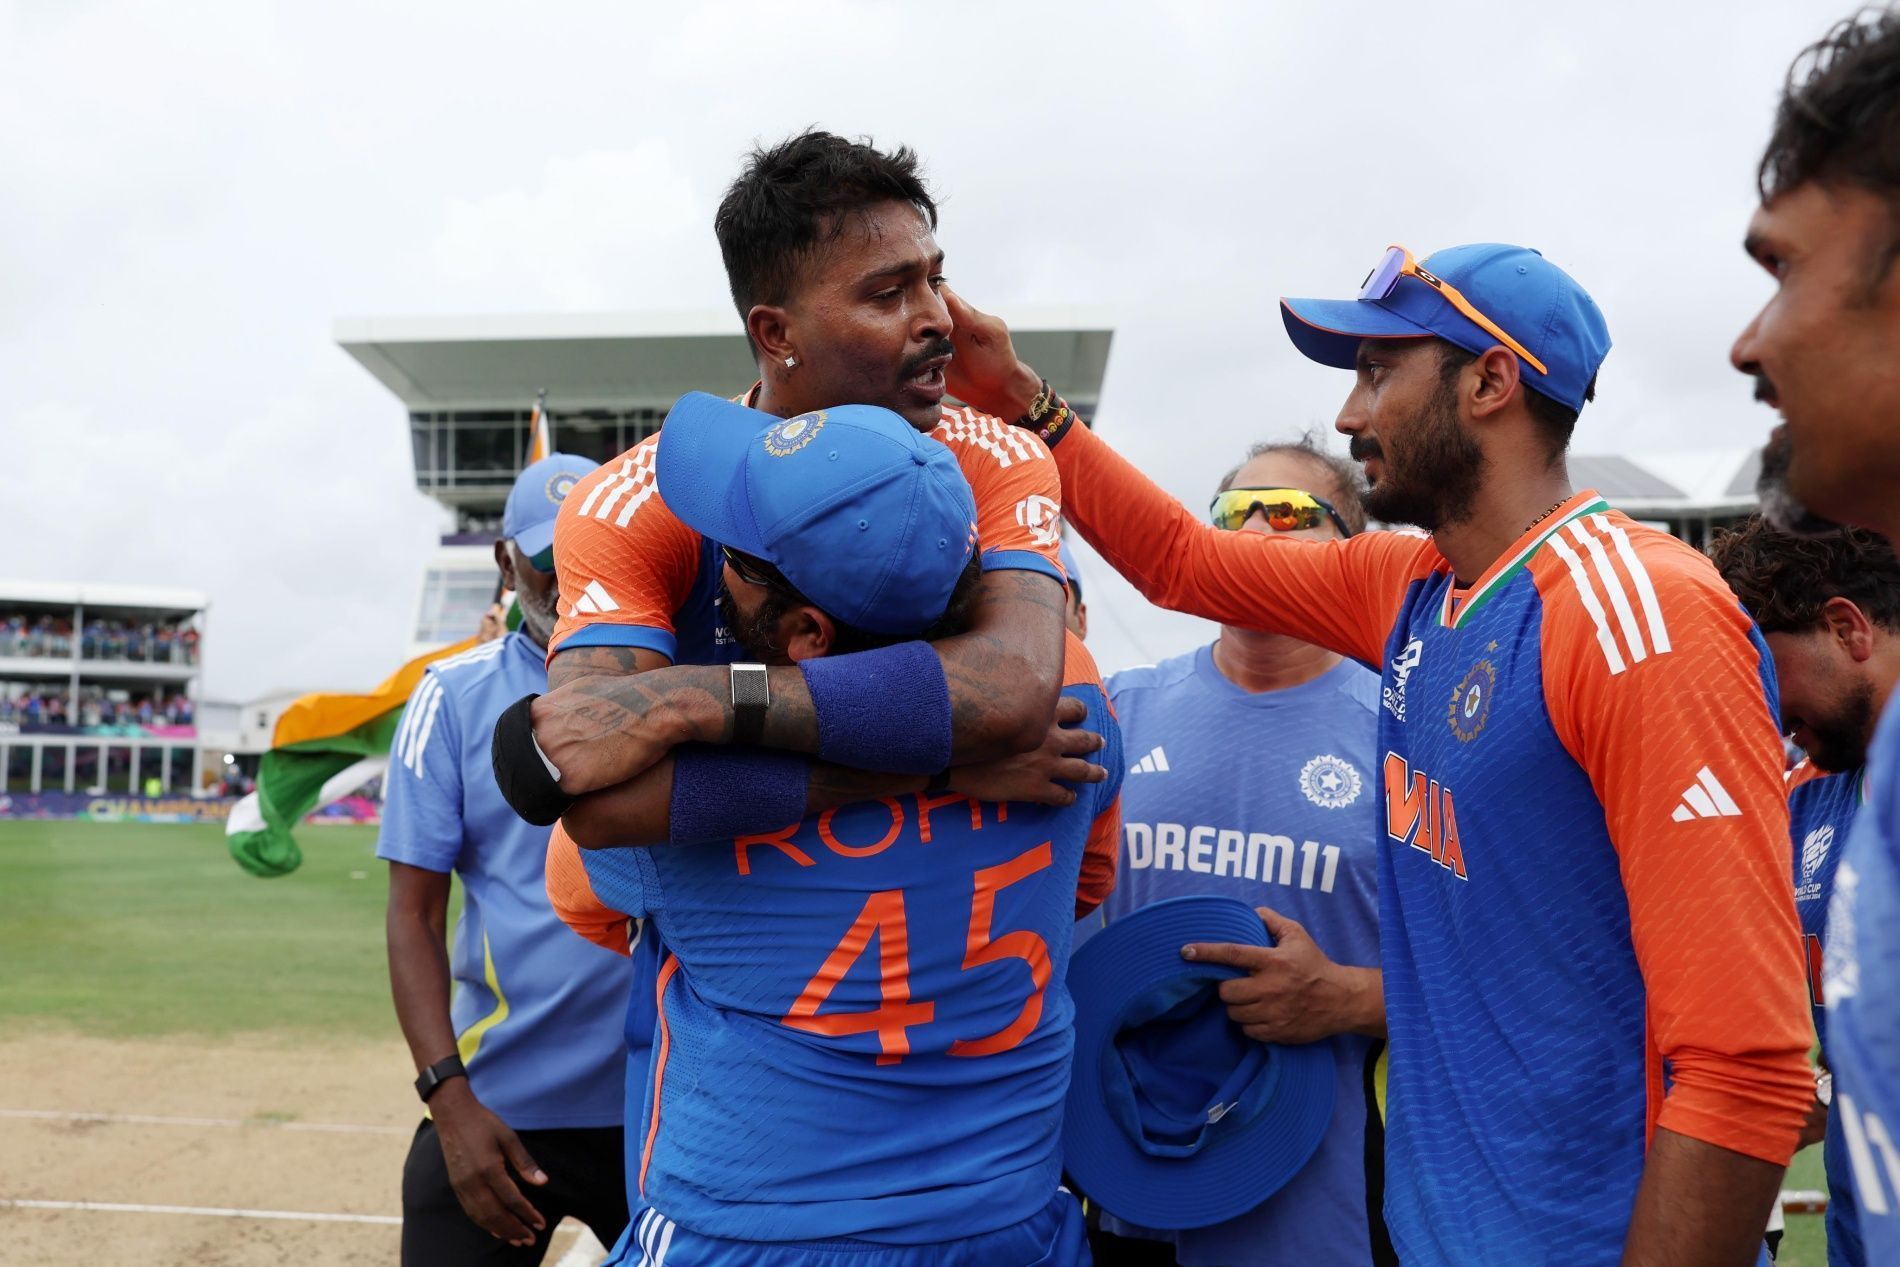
[738,551,984,658]
[1707,514,1900,634]
[1217,431,1368,536]
[714,129,937,326]
[1437,344,1595,458]
[1760,9,1900,283]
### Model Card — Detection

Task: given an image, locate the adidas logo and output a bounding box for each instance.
[1671,766,1742,822]
[1129,746,1170,775]
[568,580,620,617]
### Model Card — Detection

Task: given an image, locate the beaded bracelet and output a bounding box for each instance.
[1015,377,1076,446]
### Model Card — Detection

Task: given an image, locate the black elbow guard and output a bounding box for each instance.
[491,694,574,827]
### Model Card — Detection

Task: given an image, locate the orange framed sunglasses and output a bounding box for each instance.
[1358,245,1549,376]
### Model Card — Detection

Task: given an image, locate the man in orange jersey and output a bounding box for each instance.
[939,247,1814,1267]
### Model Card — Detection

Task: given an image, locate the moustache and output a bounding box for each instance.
[1753,374,1779,407]
[899,337,956,380]
[1349,436,1383,462]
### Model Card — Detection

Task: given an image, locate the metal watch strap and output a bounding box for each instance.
[414,1053,467,1102]
[730,662,770,747]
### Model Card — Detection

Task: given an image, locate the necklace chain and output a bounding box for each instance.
[1525,497,1569,535]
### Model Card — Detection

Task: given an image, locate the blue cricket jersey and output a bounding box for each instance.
[376,632,631,1129]
[1789,760,1868,1267]
[1827,697,1900,1265]
[1085,647,1387,1267]
[540,395,1075,1206]
[1052,417,1818,1267]
[550,678,1123,1245]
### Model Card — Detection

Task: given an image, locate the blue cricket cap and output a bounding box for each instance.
[656,393,979,637]
[1280,242,1611,413]
[1063,895,1335,1230]
[1057,537,1083,603]
[502,452,599,558]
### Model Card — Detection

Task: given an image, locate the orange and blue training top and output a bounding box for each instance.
[1050,420,1814,1266]
[548,644,1122,1245]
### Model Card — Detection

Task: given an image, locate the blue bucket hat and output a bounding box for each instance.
[655,393,979,637]
[1280,242,1611,413]
[1063,895,1335,1230]
[503,452,599,559]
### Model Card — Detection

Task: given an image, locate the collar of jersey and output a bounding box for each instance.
[1438,490,1610,630]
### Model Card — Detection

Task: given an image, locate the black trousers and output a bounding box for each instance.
[400,1118,629,1267]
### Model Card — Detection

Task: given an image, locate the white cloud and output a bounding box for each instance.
[0,0,1846,695]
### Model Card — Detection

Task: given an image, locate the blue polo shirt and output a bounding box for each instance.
[1086,646,1387,1267]
[377,632,630,1129]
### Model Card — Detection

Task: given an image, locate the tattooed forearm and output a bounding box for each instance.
[938,569,1067,761]
[546,643,671,691]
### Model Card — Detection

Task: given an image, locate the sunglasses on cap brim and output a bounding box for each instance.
[1209,487,1354,538]
[1359,244,1548,376]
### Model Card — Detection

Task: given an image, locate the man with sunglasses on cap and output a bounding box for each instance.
[381,453,633,1265]
[540,395,1121,1266]
[1080,437,1390,1267]
[939,245,1814,1266]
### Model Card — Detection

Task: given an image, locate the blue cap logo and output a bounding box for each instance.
[545,471,579,503]
[763,411,825,458]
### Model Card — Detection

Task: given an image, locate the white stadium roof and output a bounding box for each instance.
[0,579,209,616]
[335,308,1115,410]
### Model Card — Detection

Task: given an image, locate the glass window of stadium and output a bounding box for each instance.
[416,567,497,644]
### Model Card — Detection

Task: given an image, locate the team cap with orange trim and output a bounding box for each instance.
[1279,242,1611,413]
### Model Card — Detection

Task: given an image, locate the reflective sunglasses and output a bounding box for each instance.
[524,545,556,574]
[1209,487,1354,537]
[1358,244,1549,376]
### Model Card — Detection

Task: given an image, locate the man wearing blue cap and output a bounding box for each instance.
[382,453,633,1266]
[539,396,1122,1266]
[940,249,1815,1267]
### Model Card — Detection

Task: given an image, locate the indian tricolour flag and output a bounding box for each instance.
[226,637,478,876]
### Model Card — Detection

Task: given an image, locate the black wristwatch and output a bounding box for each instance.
[414,1053,467,1103]
[730,662,770,746]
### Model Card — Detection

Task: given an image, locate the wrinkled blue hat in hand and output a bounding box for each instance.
[656,393,979,637]
[1063,895,1335,1230]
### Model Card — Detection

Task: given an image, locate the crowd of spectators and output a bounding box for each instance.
[1,613,200,665]
[0,685,195,729]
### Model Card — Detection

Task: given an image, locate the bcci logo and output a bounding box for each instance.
[1300,754,1362,809]
[1802,825,1834,888]
[763,411,826,457]
[1446,659,1496,743]
[545,471,579,503]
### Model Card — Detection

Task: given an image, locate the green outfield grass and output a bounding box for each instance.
[0,819,402,1041]
[0,818,1838,1261]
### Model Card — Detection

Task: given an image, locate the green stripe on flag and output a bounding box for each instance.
[226,713,401,878]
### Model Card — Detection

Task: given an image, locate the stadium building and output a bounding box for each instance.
[0,580,208,800]
[336,312,1117,658]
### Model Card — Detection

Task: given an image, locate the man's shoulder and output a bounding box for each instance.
[1106,648,1201,703]
[561,434,667,532]
[425,634,545,709]
[1527,507,1745,668]
[929,403,1052,470]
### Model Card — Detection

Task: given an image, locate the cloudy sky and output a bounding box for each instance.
[0,0,1843,698]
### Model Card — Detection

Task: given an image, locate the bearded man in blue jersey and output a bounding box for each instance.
[1736,13,1900,1263]
[542,396,1122,1267]
[1710,517,1900,1267]
[1081,436,1390,1267]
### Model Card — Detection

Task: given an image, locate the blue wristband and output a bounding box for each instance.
[800,640,953,774]
[667,744,809,846]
